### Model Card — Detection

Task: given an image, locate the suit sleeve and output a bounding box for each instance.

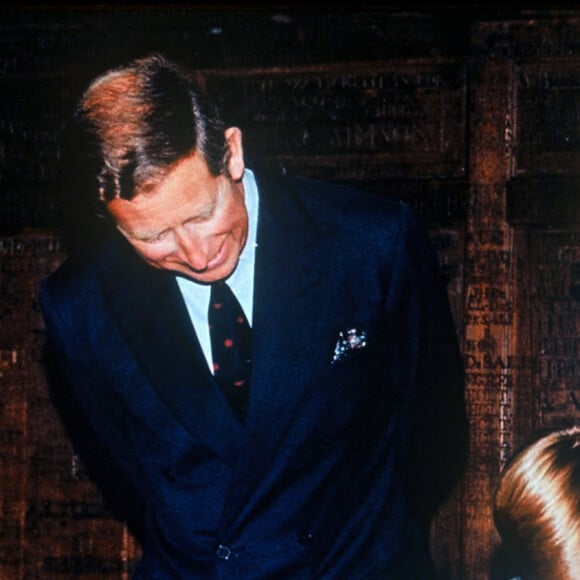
[40,277,147,545]
[389,204,468,533]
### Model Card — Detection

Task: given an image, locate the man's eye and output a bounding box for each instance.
[142,231,169,243]
[189,208,215,224]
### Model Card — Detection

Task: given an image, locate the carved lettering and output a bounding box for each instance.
[43,556,133,574]
[26,500,111,526]
[206,66,466,178]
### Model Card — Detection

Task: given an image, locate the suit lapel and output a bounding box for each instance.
[98,234,242,465]
[219,173,334,530]
[251,191,331,429]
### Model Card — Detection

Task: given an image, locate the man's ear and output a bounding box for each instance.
[224,127,245,181]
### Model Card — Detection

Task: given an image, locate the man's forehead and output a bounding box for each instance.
[108,182,217,227]
[108,158,221,231]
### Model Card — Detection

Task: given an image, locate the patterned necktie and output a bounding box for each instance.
[208,282,252,420]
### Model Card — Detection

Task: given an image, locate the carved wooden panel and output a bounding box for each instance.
[525,231,580,430]
[516,61,580,176]
[0,236,140,578]
[204,62,467,181]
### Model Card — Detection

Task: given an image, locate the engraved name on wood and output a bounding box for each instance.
[203,62,467,180]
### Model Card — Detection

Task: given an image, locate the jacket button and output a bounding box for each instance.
[216,544,232,560]
[298,531,313,546]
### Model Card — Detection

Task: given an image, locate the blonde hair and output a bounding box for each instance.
[493,426,580,580]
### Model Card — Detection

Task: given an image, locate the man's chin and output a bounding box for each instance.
[174,264,238,285]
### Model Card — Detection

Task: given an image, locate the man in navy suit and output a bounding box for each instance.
[41,54,467,579]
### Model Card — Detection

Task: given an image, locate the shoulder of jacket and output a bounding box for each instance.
[255,169,409,227]
[41,231,123,304]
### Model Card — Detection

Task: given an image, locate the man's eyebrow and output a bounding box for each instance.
[117,224,168,240]
[185,201,216,222]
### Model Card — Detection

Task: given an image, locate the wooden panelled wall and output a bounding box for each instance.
[1,9,579,579]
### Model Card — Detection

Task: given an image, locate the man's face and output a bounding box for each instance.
[107,128,248,284]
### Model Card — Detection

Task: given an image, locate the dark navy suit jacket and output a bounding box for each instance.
[40,171,467,579]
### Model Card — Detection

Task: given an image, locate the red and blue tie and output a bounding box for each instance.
[208,282,252,420]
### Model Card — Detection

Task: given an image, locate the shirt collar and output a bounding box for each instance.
[226,168,258,323]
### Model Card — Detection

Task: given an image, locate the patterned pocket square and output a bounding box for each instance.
[331,328,367,364]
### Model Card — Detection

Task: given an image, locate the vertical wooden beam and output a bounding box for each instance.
[461,23,518,578]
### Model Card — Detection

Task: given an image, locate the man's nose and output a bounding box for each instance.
[174,230,209,272]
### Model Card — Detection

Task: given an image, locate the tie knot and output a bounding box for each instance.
[211,281,234,302]
[210,283,248,323]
